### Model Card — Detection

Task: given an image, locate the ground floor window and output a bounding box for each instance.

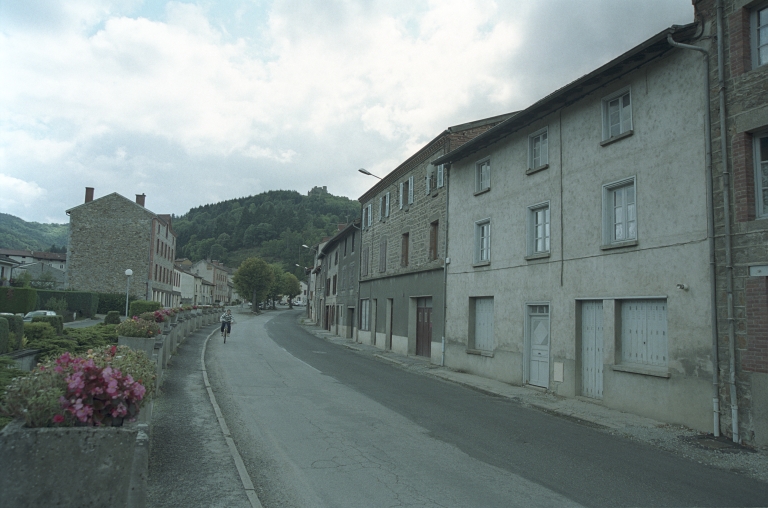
[620,299,667,367]
[360,299,370,331]
[470,297,494,351]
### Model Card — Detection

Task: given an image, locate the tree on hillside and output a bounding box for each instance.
[281,272,301,308]
[233,257,274,312]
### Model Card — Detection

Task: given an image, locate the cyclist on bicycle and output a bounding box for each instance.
[220,309,233,337]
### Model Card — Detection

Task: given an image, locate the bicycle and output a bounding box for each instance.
[221,320,235,343]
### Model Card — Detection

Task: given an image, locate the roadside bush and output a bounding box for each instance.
[44,296,70,322]
[97,292,138,315]
[0,318,9,354]
[0,287,37,314]
[104,311,121,325]
[63,324,118,350]
[5,315,24,351]
[23,322,56,343]
[35,290,99,318]
[129,300,162,318]
[31,315,64,335]
[0,356,26,430]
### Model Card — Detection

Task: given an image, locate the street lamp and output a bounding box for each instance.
[124,269,133,317]
[358,168,382,179]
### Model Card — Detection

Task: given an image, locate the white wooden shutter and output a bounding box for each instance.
[408,176,414,204]
[399,182,404,209]
[385,192,390,216]
[437,164,444,188]
[474,297,494,351]
[425,174,430,195]
[621,299,667,367]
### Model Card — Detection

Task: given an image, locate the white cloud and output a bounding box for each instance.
[0,174,47,212]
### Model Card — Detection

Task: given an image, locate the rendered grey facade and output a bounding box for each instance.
[315,223,360,338]
[358,114,512,359]
[65,189,176,305]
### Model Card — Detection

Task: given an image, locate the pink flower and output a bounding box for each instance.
[52,414,65,424]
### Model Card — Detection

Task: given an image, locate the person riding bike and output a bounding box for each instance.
[220,309,234,337]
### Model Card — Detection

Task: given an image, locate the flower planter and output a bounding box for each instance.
[117,336,164,392]
[0,419,149,507]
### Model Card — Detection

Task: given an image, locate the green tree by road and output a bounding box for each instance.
[233,257,274,310]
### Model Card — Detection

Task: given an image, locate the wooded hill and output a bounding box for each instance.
[173,187,361,277]
[0,213,68,251]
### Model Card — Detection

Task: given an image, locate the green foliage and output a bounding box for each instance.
[44,296,68,317]
[104,311,121,325]
[96,292,137,315]
[23,322,56,344]
[63,324,118,350]
[35,290,99,318]
[0,367,65,427]
[30,271,58,290]
[0,287,38,314]
[128,300,162,318]
[0,212,68,251]
[233,257,274,307]
[116,318,161,338]
[0,318,9,354]
[32,315,64,335]
[4,315,23,351]
[266,263,285,308]
[281,272,301,300]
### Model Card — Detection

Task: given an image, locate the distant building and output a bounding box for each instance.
[0,255,19,286]
[0,249,66,272]
[65,188,177,306]
[14,262,66,290]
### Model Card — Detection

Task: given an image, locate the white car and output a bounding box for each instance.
[23,310,57,322]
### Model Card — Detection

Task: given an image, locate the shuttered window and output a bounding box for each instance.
[473,297,494,351]
[621,299,667,367]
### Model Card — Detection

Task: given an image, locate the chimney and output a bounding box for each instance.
[85,187,94,203]
[136,194,146,207]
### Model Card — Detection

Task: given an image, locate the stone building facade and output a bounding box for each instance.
[358,114,512,360]
[693,0,768,446]
[66,188,176,306]
[317,222,360,338]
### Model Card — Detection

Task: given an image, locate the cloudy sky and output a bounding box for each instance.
[0,0,694,224]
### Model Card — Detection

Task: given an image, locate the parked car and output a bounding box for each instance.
[23,310,57,322]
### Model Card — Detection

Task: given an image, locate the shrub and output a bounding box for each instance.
[129,300,162,318]
[32,315,64,335]
[63,325,118,351]
[23,322,56,343]
[0,318,9,354]
[96,292,138,315]
[0,288,38,314]
[5,315,24,351]
[115,318,161,338]
[104,311,121,325]
[44,296,68,316]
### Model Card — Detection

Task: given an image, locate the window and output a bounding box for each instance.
[602,88,632,141]
[361,247,369,276]
[470,297,494,352]
[603,178,636,246]
[529,128,548,170]
[474,219,491,264]
[362,204,372,229]
[429,221,439,261]
[475,159,490,193]
[620,299,667,367]
[379,238,387,272]
[401,233,409,267]
[332,275,337,295]
[753,4,768,68]
[351,233,355,253]
[527,203,550,256]
[399,176,414,208]
[379,192,390,220]
[756,133,768,218]
[437,164,445,188]
[360,299,370,331]
[334,250,338,265]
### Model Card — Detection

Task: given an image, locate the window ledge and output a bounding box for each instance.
[472,261,491,268]
[600,130,634,146]
[474,188,490,197]
[466,348,494,357]
[601,239,638,251]
[611,364,670,378]
[526,164,549,175]
[525,252,551,261]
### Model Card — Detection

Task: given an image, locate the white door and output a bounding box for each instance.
[527,305,550,388]
[581,301,604,399]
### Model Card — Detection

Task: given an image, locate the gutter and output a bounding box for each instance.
[666,31,720,438]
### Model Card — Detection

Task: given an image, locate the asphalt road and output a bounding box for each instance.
[200,310,768,508]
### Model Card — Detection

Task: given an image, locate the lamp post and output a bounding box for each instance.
[358,168,382,179]
[124,269,133,317]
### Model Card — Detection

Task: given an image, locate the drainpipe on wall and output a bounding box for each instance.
[667,30,720,438]
[715,0,739,443]
[441,162,450,367]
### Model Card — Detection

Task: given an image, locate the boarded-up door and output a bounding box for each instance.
[581,301,604,399]
[416,297,432,357]
[527,304,550,388]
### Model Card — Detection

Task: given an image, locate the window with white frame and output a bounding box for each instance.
[379,192,390,220]
[527,203,550,255]
[474,219,491,264]
[529,128,548,169]
[399,176,414,208]
[362,203,372,229]
[602,88,632,140]
[620,299,668,367]
[475,159,491,193]
[360,299,370,331]
[756,133,768,218]
[603,178,636,245]
[753,4,768,68]
[437,164,445,188]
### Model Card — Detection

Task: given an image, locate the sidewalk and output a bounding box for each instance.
[298,317,768,485]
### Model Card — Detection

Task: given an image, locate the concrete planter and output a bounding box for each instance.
[0,419,149,507]
[117,336,163,392]
[1,349,42,372]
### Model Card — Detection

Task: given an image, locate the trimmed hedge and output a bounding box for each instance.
[97,292,139,315]
[31,315,64,335]
[0,318,9,354]
[35,290,99,318]
[104,311,121,325]
[129,300,162,318]
[5,315,24,352]
[0,287,38,314]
